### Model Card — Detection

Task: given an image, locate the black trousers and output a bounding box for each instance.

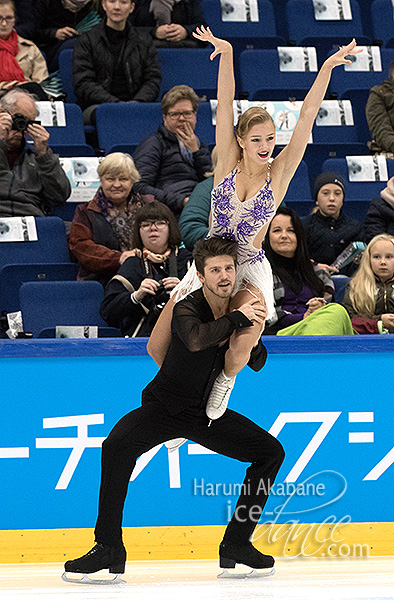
[94,397,285,548]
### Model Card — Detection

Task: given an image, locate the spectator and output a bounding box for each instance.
[263,207,354,335]
[35,0,100,73]
[100,202,192,336]
[133,84,212,217]
[302,172,364,276]
[128,0,207,47]
[0,0,48,100]
[0,89,70,217]
[178,146,216,250]
[364,176,394,243]
[342,234,394,334]
[366,59,394,157]
[73,0,161,125]
[69,152,148,284]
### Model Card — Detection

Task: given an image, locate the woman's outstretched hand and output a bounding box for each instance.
[324,38,363,70]
[192,25,232,60]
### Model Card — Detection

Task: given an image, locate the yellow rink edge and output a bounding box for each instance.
[0,522,392,563]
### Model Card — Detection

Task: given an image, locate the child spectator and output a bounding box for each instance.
[302,172,364,276]
[342,234,394,334]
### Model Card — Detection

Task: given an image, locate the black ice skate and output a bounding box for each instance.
[62,543,126,585]
[218,541,275,579]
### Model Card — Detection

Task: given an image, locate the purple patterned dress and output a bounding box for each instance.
[172,168,277,318]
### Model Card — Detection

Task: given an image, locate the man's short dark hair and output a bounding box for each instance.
[193,237,238,274]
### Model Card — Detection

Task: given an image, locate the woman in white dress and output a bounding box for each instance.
[148,28,361,426]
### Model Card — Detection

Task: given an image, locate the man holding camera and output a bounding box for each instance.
[0,89,71,217]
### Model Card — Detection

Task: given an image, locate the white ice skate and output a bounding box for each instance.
[165,438,187,451]
[62,543,126,585]
[61,572,126,585]
[206,371,236,425]
[217,541,275,579]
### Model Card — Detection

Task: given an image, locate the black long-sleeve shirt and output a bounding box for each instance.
[143,288,267,415]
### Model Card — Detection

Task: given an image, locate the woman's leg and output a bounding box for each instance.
[224,284,267,377]
[146,298,175,367]
[206,283,266,423]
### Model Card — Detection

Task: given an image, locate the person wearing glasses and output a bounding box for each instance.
[69,152,150,285]
[0,0,48,99]
[100,201,192,336]
[133,84,212,217]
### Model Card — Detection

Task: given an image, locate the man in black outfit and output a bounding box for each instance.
[64,237,285,580]
[73,0,161,124]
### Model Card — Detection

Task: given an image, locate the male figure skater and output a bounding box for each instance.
[63,237,284,581]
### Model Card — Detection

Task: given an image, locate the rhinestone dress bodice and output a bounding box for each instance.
[209,168,276,266]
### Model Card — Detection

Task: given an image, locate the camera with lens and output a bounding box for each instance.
[11,113,40,133]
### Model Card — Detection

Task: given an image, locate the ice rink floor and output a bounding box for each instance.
[1,557,394,599]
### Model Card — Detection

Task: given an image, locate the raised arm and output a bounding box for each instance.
[272,40,362,202]
[193,26,240,183]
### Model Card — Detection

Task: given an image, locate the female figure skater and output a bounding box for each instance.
[148,27,361,427]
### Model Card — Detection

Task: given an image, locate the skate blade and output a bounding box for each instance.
[218,567,275,579]
[62,572,126,585]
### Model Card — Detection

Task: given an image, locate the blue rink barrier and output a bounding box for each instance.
[0,336,393,533]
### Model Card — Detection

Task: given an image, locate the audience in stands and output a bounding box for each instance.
[69,152,150,284]
[342,234,394,334]
[73,0,161,124]
[366,59,394,157]
[133,84,212,217]
[263,207,354,336]
[302,172,364,276]
[178,146,216,250]
[35,0,100,72]
[14,0,37,41]
[100,201,191,336]
[128,0,206,47]
[0,0,49,100]
[364,176,394,243]
[0,89,70,217]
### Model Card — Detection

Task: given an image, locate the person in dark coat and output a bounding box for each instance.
[100,201,192,336]
[302,172,364,276]
[35,0,99,72]
[128,0,206,47]
[73,0,161,124]
[366,59,394,157]
[132,84,212,217]
[364,176,394,243]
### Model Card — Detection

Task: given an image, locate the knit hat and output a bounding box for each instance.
[313,172,346,202]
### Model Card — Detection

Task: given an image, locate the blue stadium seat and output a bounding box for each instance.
[239,49,321,100]
[201,0,285,50]
[20,280,107,337]
[371,0,394,47]
[0,217,69,272]
[194,101,216,147]
[45,103,95,156]
[282,160,312,216]
[96,103,163,154]
[58,49,76,103]
[0,263,78,313]
[329,48,394,98]
[157,48,218,99]
[332,276,350,304]
[286,0,370,63]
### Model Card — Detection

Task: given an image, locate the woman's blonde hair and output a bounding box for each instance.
[235,106,275,140]
[97,152,140,183]
[349,233,394,316]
